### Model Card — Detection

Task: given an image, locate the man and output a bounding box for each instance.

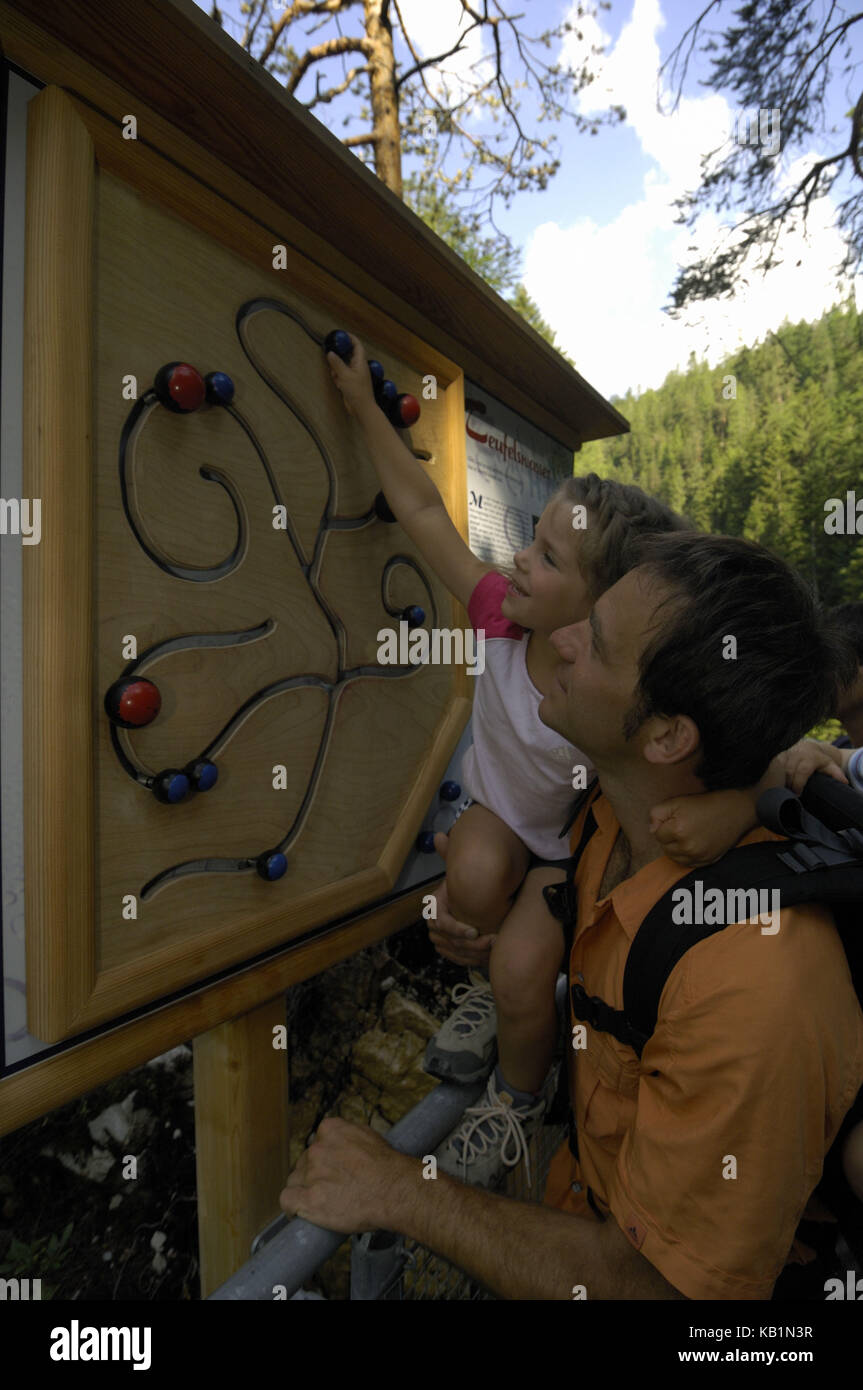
[280,534,863,1300]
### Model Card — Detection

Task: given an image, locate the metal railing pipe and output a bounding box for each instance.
[208,1073,486,1301]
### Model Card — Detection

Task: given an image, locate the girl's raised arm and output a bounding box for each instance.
[327,335,492,608]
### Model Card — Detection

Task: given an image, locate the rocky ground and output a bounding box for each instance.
[0,919,462,1301]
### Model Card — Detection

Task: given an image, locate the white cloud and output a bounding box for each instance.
[396,0,491,106]
[565,0,729,198]
[525,0,862,398]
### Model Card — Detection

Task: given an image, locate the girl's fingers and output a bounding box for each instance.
[432,832,450,860]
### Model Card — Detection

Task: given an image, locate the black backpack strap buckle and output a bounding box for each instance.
[570,982,650,1057]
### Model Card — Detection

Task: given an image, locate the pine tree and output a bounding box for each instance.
[580,300,863,607]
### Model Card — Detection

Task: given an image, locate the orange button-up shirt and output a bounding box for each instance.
[543,792,863,1300]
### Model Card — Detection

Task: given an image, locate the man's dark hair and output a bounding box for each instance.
[830,602,863,666]
[622,533,859,790]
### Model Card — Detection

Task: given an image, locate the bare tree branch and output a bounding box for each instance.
[489,22,526,143]
[308,62,371,107]
[239,0,622,236]
[286,34,371,97]
[796,6,863,71]
[241,0,269,52]
[258,0,363,67]
[658,0,723,118]
[661,1,863,311]
[395,37,472,91]
[852,90,863,181]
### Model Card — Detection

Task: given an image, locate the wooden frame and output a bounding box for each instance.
[21,87,97,1044]
[23,84,471,1042]
[0,883,434,1138]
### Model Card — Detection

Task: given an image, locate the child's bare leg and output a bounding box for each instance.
[443,804,530,935]
[489,866,567,1094]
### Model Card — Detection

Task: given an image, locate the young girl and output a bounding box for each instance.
[326,334,688,1185]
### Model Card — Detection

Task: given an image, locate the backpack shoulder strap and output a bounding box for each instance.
[572,836,863,1058]
[543,778,600,957]
[621,841,790,1054]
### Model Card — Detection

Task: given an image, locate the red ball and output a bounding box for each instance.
[169,363,205,411]
[155,361,206,413]
[393,393,420,428]
[105,678,162,728]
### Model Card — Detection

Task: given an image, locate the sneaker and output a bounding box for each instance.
[423,971,497,1084]
[434,1069,553,1188]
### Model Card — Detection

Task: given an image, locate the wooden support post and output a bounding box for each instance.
[193,995,289,1297]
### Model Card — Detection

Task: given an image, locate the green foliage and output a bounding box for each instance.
[580,298,863,608]
[404,175,572,359]
[508,283,569,357]
[0,1220,74,1300]
[808,717,844,744]
[403,176,521,295]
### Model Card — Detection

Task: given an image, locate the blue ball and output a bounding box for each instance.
[324,329,352,362]
[378,379,398,410]
[440,780,461,802]
[153,769,190,804]
[188,759,218,792]
[416,831,436,854]
[368,359,385,387]
[205,371,235,406]
[403,605,425,628]
[257,851,287,881]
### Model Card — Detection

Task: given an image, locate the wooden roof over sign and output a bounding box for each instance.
[2,0,630,450]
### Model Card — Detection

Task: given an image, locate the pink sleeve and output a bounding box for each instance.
[466,570,524,639]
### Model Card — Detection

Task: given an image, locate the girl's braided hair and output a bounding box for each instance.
[551,473,693,599]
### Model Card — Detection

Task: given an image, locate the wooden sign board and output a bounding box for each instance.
[0,0,625,1134]
[23,85,469,1043]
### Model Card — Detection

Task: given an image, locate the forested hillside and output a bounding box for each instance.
[580,299,863,607]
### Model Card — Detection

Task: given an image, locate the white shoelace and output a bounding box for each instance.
[449,980,495,1037]
[453,1082,535,1185]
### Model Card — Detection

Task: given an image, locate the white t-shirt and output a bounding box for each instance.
[459,570,593,860]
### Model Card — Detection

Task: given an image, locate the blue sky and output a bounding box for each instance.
[197,0,863,399]
[496,0,688,244]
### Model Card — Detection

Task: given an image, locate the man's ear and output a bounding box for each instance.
[642,713,700,767]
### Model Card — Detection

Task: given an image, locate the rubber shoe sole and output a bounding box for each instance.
[423,1033,497,1085]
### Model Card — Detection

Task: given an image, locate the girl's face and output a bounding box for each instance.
[500,499,593,634]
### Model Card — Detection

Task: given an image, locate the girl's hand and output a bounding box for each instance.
[649,790,758,868]
[776,738,848,796]
[325,333,376,421]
